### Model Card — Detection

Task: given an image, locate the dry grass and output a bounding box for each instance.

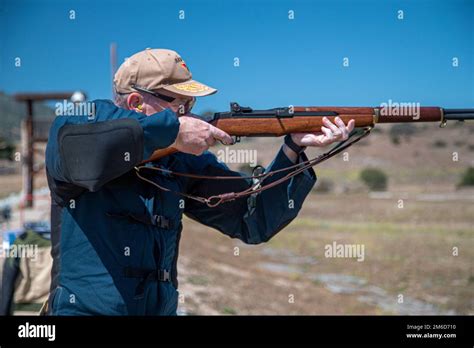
[179,192,473,315]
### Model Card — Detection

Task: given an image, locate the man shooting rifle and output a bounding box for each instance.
[45,48,353,315]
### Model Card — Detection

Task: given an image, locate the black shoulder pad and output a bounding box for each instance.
[58,118,144,192]
[47,168,86,206]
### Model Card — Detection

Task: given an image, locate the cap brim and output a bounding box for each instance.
[161,79,217,97]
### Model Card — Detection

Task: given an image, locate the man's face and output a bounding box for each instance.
[127,89,195,116]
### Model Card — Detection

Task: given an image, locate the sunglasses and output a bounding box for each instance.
[131,84,195,114]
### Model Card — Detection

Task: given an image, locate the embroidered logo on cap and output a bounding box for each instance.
[174,56,189,71]
[174,82,209,93]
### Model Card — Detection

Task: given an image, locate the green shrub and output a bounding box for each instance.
[0,137,15,161]
[391,136,400,145]
[458,167,474,187]
[360,168,388,191]
[222,307,237,315]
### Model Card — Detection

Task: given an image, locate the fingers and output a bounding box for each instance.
[210,125,233,145]
[334,117,349,140]
[316,126,335,146]
[194,133,217,155]
[292,118,357,148]
[294,130,332,147]
[206,137,217,147]
[323,117,356,141]
[347,119,355,133]
[323,117,342,139]
[296,133,319,147]
[320,126,333,142]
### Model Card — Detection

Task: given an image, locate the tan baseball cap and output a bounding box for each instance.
[113,48,217,97]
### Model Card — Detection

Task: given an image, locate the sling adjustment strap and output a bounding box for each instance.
[124,267,171,300]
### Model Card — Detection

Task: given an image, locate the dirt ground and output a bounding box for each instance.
[173,124,474,315]
[177,191,473,315]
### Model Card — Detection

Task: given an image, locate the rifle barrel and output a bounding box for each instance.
[444,109,474,121]
[145,104,473,162]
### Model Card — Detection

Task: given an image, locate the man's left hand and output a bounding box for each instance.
[291,117,355,147]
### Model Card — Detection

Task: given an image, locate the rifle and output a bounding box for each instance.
[146,102,474,162]
[135,103,473,207]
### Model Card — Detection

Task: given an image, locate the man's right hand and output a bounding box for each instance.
[171,116,233,156]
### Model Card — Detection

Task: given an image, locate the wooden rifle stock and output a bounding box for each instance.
[148,146,179,160]
[144,103,473,163]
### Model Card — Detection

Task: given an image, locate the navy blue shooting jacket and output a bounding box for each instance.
[45,100,316,315]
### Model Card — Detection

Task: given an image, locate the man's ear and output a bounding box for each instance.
[127,93,144,112]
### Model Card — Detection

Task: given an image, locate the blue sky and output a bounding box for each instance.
[1,0,473,113]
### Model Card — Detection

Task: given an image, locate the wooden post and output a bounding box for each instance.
[15,92,86,208]
[22,100,34,208]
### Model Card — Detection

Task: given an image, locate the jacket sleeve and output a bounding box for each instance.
[45,100,180,194]
[183,147,317,244]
